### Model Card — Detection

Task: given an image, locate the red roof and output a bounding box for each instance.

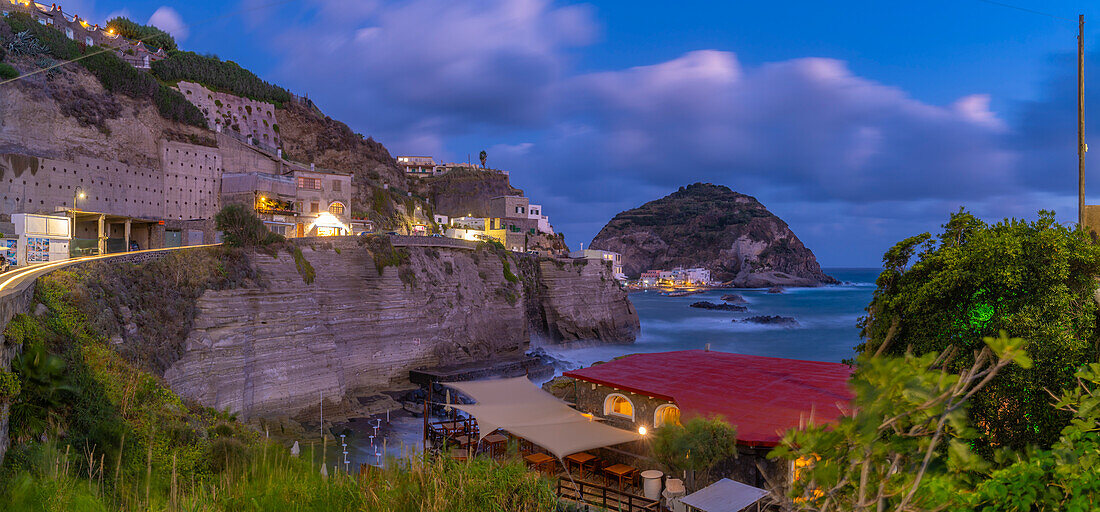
[563,350,853,447]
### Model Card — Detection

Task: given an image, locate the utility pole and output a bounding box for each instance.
[1079,14,1086,227]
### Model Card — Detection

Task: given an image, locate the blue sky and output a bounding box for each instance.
[67,0,1100,266]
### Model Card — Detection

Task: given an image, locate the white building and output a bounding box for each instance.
[527,204,554,234]
[397,156,444,177]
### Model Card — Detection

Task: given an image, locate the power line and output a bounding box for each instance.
[0,0,294,86]
[973,0,1076,23]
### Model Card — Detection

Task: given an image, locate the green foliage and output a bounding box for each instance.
[1,14,205,128]
[858,209,1100,450]
[215,204,285,247]
[289,246,316,284]
[8,342,77,440]
[104,17,176,51]
[502,257,520,283]
[361,235,410,276]
[774,333,1032,511]
[652,417,737,482]
[4,313,43,346]
[152,51,292,105]
[0,370,20,403]
[0,62,17,80]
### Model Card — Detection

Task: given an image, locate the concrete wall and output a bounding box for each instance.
[489,195,529,219]
[159,141,222,221]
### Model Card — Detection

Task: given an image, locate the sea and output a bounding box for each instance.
[539,268,880,367]
[332,268,880,468]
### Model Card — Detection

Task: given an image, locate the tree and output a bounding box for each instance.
[479,150,487,168]
[214,204,283,247]
[105,17,177,52]
[858,209,1100,450]
[773,333,1032,512]
[652,416,738,489]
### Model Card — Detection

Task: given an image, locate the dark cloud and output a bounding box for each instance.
[254,0,1089,266]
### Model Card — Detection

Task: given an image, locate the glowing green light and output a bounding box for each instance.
[968,303,995,328]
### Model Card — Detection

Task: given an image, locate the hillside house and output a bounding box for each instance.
[570,249,625,280]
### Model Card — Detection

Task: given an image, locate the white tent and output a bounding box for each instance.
[443,376,642,460]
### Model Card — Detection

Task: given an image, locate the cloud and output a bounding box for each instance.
[148,6,188,42]
[247,0,1092,265]
[267,0,596,142]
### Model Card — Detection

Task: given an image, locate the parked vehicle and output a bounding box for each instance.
[430,234,443,238]
[385,231,399,236]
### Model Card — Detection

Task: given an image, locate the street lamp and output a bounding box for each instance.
[73,187,85,211]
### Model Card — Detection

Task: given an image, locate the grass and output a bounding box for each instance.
[1,249,560,511]
[289,246,316,284]
[360,235,410,276]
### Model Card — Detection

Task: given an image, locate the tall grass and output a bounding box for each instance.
[5,440,558,511]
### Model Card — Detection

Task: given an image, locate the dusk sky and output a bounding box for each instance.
[63,0,1100,266]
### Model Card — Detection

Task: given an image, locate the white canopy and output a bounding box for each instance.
[680,478,768,512]
[444,376,642,460]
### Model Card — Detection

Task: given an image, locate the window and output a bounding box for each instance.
[329,201,345,215]
[332,180,342,192]
[85,36,93,46]
[310,202,319,213]
[604,394,634,420]
[297,177,322,190]
[654,405,681,428]
[295,201,303,212]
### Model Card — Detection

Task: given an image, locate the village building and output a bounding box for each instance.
[489,195,540,252]
[396,156,444,177]
[291,164,353,237]
[561,350,853,489]
[569,249,626,280]
[527,203,554,234]
[3,1,168,69]
[639,270,661,287]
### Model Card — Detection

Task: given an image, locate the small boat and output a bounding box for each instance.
[660,290,703,297]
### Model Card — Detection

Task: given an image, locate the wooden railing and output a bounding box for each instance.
[557,477,660,512]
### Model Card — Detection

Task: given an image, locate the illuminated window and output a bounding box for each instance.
[297,177,322,190]
[654,404,681,428]
[329,201,345,215]
[604,394,634,420]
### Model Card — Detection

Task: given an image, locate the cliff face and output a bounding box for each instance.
[415,167,523,218]
[591,183,837,287]
[163,238,637,419]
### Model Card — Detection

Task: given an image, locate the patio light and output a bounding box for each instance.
[638,426,647,436]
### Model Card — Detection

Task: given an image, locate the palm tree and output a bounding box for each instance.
[479,150,487,169]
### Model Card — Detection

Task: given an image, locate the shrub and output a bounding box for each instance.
[105,17,177,51]
[4,313,43,346]
[289,246,315,284]
[361,235,409,275]
[653,417,738,488]
[859,209,1100,450]
[152,51,293,104]
[0,62,17,80]
[215,204,284,247]
[0,370,20,403]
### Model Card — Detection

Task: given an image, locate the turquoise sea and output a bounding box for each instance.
[541,268,881,367]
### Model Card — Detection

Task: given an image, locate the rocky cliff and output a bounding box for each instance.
[591,183,836,287]
[163,238,637,420]
[413,167,523,218]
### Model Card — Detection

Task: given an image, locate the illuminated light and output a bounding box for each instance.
[637,426,647,436]
[78,192,85,199]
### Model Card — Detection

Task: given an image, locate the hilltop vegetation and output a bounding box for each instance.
[591,183,836,286]
[152,51,293,105]
[0,13,205,129]
[105,17,177,52]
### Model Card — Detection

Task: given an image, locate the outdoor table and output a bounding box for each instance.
[603,463,637,491]
[565,452,597,478]
[451,434,475,448]
[484,433,508,458]
[437,420,464,437]
[524,452,555,473]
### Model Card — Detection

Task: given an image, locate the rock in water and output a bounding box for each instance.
[767,286,784,294]
[736,315,799,327]
[720,294,748,304]
[590,183,837,287]
[689,301,747,312]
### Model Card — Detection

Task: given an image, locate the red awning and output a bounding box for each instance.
[563,350,854,447]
